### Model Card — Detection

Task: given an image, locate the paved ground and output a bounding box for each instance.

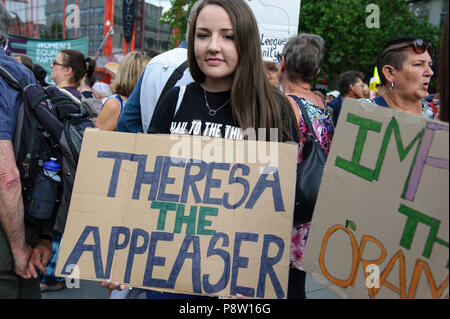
[41,273,338,299]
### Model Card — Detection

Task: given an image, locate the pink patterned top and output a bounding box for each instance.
[289,96,334,270]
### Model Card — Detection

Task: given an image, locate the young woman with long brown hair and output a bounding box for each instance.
[149,0,297,144]
[146,0,299,299]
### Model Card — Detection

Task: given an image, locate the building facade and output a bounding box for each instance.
[407,0,448,28]
[4,0,172,56]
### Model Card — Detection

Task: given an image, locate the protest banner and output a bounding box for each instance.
[7,35,89,84]
[56,130,297,298]
[302,98,449,299]
[246,0,301,62]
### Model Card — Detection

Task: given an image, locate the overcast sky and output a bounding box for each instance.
[145,0,172,13]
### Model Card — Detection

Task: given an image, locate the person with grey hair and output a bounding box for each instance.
[116,0,203,133]
[1,2,53,298]
[281,33,325,85]
[279,33,335,299]
[0,2,9,47]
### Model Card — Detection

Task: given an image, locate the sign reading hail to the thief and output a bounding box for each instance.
[56,130,297,299]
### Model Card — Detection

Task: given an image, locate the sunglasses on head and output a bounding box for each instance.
[380,38,433,60]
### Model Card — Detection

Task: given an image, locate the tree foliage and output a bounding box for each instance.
[159,0,441,89]
[160,0,198,48]
[298,0,441,88]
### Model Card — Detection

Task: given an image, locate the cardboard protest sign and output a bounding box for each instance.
[56,130,297,298]
[246,0,301,62]
[302,99,449,299]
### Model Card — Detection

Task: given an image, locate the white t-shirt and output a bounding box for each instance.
[140,47,194,132]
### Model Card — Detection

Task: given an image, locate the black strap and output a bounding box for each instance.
[148,60,188,133]
[0,65,27,91]
[116,94,124,110]
[289,95,327,162]
[0,66,39,171]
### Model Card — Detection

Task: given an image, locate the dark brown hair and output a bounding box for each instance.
[338,70,364,95]
[377,36,424,86]
[60,49,96,87]
[187,0,296,141]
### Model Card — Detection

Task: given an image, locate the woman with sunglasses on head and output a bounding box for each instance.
[370,37,437,119]
[50,49,96,105]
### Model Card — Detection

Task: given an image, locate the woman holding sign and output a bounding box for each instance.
[102,0,299,299]
[146,0,299,299]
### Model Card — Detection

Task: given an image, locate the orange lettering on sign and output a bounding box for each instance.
[319,224,359,287]
[376,250,406,298]
[407,259,449,299]
[357,235,387,298]
[319,224,448,298]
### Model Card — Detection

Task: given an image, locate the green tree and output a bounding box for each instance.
[160,0,198,48]
[159,0,441,90]
[298,0,441,89]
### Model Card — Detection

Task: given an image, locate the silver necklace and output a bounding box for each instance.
[203,89,231,116]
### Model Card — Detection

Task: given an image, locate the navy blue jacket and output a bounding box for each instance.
[326,95,342,127]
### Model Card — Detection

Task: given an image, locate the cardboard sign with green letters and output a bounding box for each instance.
[303,99,449,299]
[56,130,298,299]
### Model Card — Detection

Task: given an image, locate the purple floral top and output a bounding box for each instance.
[288,96,334,271]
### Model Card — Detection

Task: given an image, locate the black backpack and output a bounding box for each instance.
[0,65,95,233]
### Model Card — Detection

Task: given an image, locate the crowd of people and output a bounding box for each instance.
[0,0,448,299]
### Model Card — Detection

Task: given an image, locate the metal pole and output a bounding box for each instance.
[29,0,33,37]
[88,0,92,53]
[75,0,78,38]
[94,26,114,61]
[63,0,66,39]
[54,0,57,39]
[140,0,144,49]
[35,0,39,38]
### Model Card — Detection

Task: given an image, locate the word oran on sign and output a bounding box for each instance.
[319,223,448,299]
